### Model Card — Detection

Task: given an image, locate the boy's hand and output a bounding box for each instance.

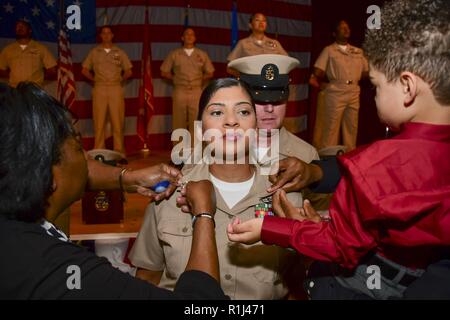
[273,189,322,223]
[227,217,263,245]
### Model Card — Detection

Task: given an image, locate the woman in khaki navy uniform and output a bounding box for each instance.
[129,78,302,299]
[310,20,369,152]
[161,28,214,140]
[0,20,57,88]
[227,13,288,77]
[82,26,133,155]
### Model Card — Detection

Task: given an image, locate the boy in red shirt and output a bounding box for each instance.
[227,0,450,299]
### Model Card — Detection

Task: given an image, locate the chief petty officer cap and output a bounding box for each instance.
[228,54,300,104]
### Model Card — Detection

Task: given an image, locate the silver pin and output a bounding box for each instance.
[178,181,188,192]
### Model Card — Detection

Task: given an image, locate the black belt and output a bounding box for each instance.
[366,255,420,287]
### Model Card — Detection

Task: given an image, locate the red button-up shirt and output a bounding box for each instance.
[262,122,450,270]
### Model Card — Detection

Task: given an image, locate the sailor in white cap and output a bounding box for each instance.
[228,54,320,169]
[229,55,333,219]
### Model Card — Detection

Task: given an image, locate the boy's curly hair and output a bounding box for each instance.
[363,0,450,105]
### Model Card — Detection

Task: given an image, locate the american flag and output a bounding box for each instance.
[1,0,312,153]
[57,27,76,109]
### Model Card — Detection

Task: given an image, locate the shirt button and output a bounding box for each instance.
[182,227,188,233]
[309,281,315,288]
[228,215,233,220]
[225,274,232,280]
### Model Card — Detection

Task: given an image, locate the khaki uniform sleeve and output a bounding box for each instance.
[0,47,8,70]
[276,40,288,56]
[314,46,329,72]
[160,50,175,73]
[227,40,243,61]
[128,203,165,271]
[203,52,215,74]
[120,49,133,71]
[310,147,320,161]
[41,45,57,69]
[82,49,94,70]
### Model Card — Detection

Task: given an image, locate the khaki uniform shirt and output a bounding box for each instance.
[160,47,214,88]
[0,40,57,87]
[129,163,303,300]
[227,35,288,61]
[82,45,133,86]
[256,127,319,168]
[314,43,369,87]
[256,127,330,210]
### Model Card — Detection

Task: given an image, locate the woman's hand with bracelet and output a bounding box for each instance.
[176,180,216,218]
[121,163,182,201]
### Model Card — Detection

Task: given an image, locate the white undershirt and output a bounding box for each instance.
[256,146,271,163]
[19,45,27,51]
[104,48,111,53]
[338,44,348,51]
[210,173,255,209]
[184,48,194,56]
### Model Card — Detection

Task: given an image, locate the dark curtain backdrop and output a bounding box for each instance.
[308,0,386,147]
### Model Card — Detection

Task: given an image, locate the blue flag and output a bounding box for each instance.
[184,5,190,28]
[231,1,238,49]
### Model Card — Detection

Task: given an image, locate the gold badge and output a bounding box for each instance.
[95,191,110,212]
[265,66,275,81]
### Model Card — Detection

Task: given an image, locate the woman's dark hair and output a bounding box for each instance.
[0,82,76,222]
[197,78,255,121]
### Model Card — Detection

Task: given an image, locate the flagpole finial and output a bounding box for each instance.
[141,143,150,154]
[103,8,109,25]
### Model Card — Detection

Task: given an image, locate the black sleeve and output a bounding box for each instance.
[402,260,450,299]
[173,271,229,300]
[53,244,227,300]
[308,157,341,193]
[1,219,226,300]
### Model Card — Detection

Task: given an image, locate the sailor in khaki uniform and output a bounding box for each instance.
[227,13,288,76]
[129,77,303,299]
[129,163,302,299]
[228,54,319,167]
[161,28,214,138]
[0,20,57,88]
[229,55,333,214]
[310,20,369,151]
[82,26,133,155]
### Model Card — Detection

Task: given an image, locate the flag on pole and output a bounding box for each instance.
[184,2,190,28]
[0,0,312,151]
[137,4,155,147]
[57,24,75,109]
[231,1,239,50]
